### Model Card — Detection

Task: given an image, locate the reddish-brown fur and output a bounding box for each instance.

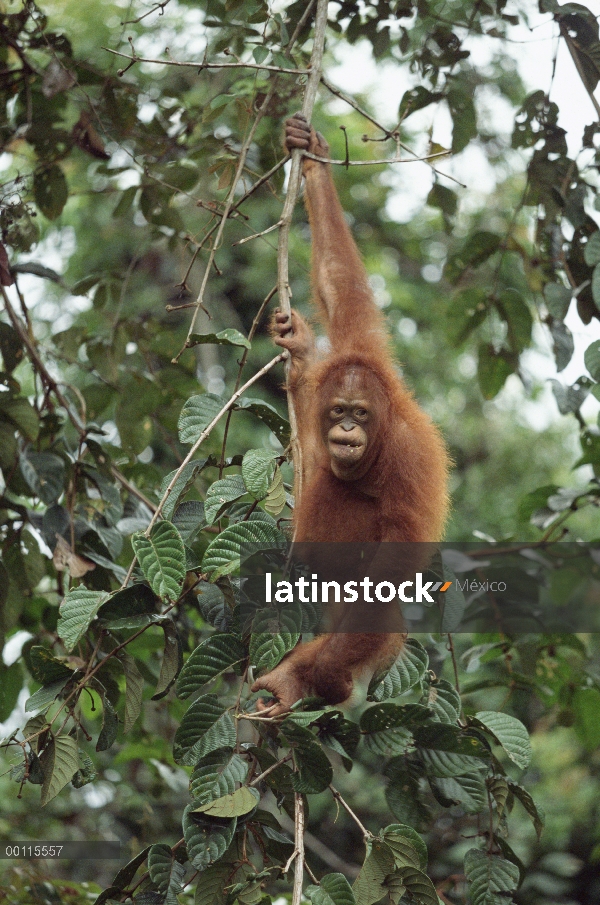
[251,115,450,715]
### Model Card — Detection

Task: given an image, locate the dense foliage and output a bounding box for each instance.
[1,1,599,904]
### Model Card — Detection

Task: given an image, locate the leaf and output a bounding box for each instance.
[132,521,186,602]
[182,804,236,870]
[72,749,96,788]
[584,230,600,266]
[193,785,259,817]
[25,678,69,713]
[472,711,532,769]
[20,451,65,504]
[202,520,286,577]
[414,724,490,777]
[177,634,245,698]
[448,88,477,153]
[96,696,119,751]
[399,86,441,120]
[507,779,544,838]
[236,396,291,444]
[160,459,208,520]
[33,164,68,220]
[190,750,248,805]
[381,824,428,871]
[115,650,144,733]
[446,231,501,283]
[0,323,23,371]
[57,588,110,652]
[422,678,461,724]
[29,646,75,685]
[361,703,431,757]
[550,321,575,372]
[252,46,269,64]
[0,661,22,721]
[368,638,428,701]
[204,475,248,525]
[242,448,278,501]
[173,694,236,765]
[430,771,487,813]
[153,618,183,699]
[189,329,250,349]
[178,394,224,444]
[464,849,519,905]
[477,344,513,399]
[396,866,438,905]
[544,283,572,320]
[250,631,300,674]
[39,735,78,805]
[264,465,286,517]
[584,339,600,380]
[148,843,172,892]
[172,500,207,544]
[306,873,356,905]
[193,862,231,905]
[353,840,396,905]
[97,583,158,624]
[0,396,39,440]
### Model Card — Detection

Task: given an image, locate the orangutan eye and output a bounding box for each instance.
[355,408,368,418]
[331,406,344,417]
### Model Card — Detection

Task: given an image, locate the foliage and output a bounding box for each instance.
[1,1,600,904]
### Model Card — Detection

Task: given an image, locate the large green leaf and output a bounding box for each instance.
[153,618,183,699]
[471,711,531,770]
[250,631,299,674]
[132,521,186,602]
[20,451,65,504]
[57,589,110,652]
[34,164,68,220]
[464,849,519,905]
[177,634,245,698]
[190,750,248,805]
[182,804,236,870]
[173,694,236,765]
[361,703,431,757]
[381,824,428,872]
[241,448,278,501]
[189,328,250,349]
[193,785,259,818]
[159,459,208,520]
[178,394,224,444]
[369,638,428,701]
[306,873,356,905]
[192,863,231,905]
[39,735,78,805]
[236,396,291,444]
[353,840,396,905]
[148,843,172,893]
[421,677,460,723]
[396,866,438,905]
[96,696,119,752]
[584,339,600,380]
[204,475,248,525]
[202,520,286,577]
[115,650,144,733]
[414,724,490,777]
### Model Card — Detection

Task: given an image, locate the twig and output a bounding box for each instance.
[233,220,282,246]
[120,352,285,588]
[105,47,310,75]
[249,752,292,787]
[329,785,373,841]
[285,792,305,905]
[110,465,156,513]
[301,149,451,166]
[277,0,329,508]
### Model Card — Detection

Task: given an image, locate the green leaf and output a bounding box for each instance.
[250,631,300,674]
[584,230,600,266]
[353,839,396,905]
[306,873,356,905]
[446,231,501,283]
[177,634,245,698]
[190,750,248,805]
[507,779,544,838]
[252,46,269,64]
[189,328,250,349]
[115,650,144,733]
[57,589,110,652]
[544,283,572,320]
[430,771,487,813]
[368,638,428,701]
[172,500,207,544]
[242,448,278,501]
[34,164,68,220]
[96,696,119,751]
[182,804,236,870]
[173,694,235,765]
[0,661,23,721]
[448,88,477,153]
[414,724,490,777]
[39,735,78,805]
[193,785,259,817]
[97,583,157,624]
[464,849,519,905]
[285,732,333,794]
[132,521,186,602]
[178,394,224,444]
[205,475,248,525]
[153,618,183,699]
[193,862,231,905]
[471,711,531,769]
[361,703,431,757]
[236,396,291,443]
[399,86,441,120]
[421,677,460,724]
[72,749,96,788]
[20,451,65,504]
[264,465,286,517]
[148,843,172,893]
[477,344,513,399]
[160,459,208,520]
[25,678,69,714]
[381,824,428,871]
[550,321,574,372]
[584,339,600,380]
[0,322,24,372]
[396,866,438,905]
[202,520,286,576]
[0,396,39,440]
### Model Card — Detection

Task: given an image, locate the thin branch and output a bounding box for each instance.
[105,47,310,75]
[249,752,292,787]
[301,149,452,166]
[286,792,305,905]
[233,220,282,246]
[277,0,329,507]
[329,785,373,842]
